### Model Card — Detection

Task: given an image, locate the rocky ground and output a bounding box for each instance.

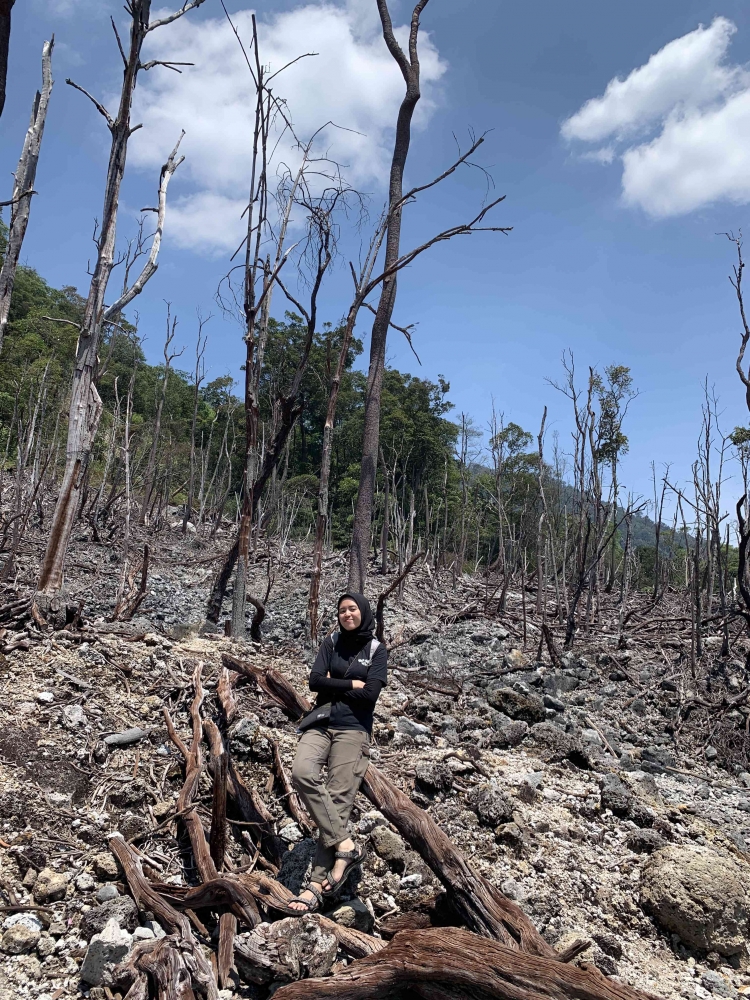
[2,524,750,999]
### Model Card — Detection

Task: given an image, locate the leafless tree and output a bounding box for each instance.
[0,0,15,119]
[0,38,53,353]
[140,305,184,524]
[183,313,209,534]
[36,0,205,601]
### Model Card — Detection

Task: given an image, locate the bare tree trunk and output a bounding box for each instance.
[36,0,200,596]
[140,306,181,524]
[348,0,430,593]
[0,38,53,353]
[183,315,208,533]
[0,0,15,120]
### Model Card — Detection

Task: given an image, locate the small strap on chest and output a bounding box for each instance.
[331,632,380,659]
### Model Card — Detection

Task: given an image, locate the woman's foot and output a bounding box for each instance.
[322,837,357,893]
[288,881,324,912]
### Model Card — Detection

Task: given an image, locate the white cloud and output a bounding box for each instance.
[561,17,750,217]
[130,2,446,254]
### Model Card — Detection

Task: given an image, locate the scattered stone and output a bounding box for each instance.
[599,774,632,816]
[414,761,454,794]
[370,826,407,872]
[76,871,95,891]
[626,829,667,854]
[543,693,565,712]
[33,868,69,903]
[527,722,586,765]
[103,727,149,748]
[359,810,387,834]
[36,691,54,704]
[487,687,545,724]
[279,820,304,843]
[92,852,120,881]
[640,845,749,956]
[396,716,431,738]
[96,883,120,903]
[1,923,40,954]
[400,873,423,889]
[504,648,529,671]
[81,896,139,939]
[62,703,87,727]
[79,918,133,986]
[467,783,514,826]
[701,970,739,998]
[330,898,374,933]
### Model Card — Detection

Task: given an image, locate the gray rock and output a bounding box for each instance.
[492,719,529,747]
[640,845,749,956]
[701,970,738,998]
[1,923,40,954]
[81,896,138,940]
[79,919,133,986]
[33,868,69,903]
[414,762,454,795]
[626,829,667,854]
[92,852,120,880]
[705,746,719,761]
[543,693,565,712]
[599,774,632,816]
[62,703,87,728]
[467,783,514,826]
[487,687,545,724]
[370,826,407,872]
[330,898,374,932]
[399,873,423,889]
[527,722,586,765]
[279,821,304,843]
[96,884,120,903]
[396,716,430,738]
[103,727,149,748]
[358,810,386,834]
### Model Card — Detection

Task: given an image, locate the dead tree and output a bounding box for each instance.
[0,38,53,353]
[183,313,209,533]
[140,305,183,525]
[36,0,205,600]
[347,0,431,593]
[0,0,15,119]
[272,926,657,1000]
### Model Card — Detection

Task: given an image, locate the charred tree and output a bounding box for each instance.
[0,38,53,353]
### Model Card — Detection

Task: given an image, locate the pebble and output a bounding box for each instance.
[36,691,54,704]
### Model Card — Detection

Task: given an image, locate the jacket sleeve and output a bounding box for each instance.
[308,637,352,693]
[344,644,388,705]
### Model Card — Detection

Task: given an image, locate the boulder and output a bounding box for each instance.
[466,783,514,826]
[486,687,545,724]
[79,919,133,986]
[330,899,374,933]
[527,722,587,765]
[81,896,138,940]
[414,762,454,795]
[599,774,632,816]
[33,868,69,903]
[0,923,39,955]
[640,845,749,956]
[370,826,407,872]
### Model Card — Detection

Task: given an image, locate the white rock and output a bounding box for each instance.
[79,919,133,986]
[63,704,87,728]
[279,821,303,843]
[133,926,155,941]
[399,873,423,889]
[2,913,43,933]
[75,872,95,892]
[396,716,430,738]
[359,810,387,834]
[36,692,54,704]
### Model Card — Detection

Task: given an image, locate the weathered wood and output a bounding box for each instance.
[272,926,660,1000]
[204,720,229,870]
[361,764,556,956]
[223,651,311,718]
[272,739,313,836]
[218,912,237,990]
[217,663,238,723]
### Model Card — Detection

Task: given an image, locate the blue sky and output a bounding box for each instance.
[5,0,750,511]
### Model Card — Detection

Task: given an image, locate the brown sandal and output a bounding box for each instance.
[275,882,324,915]
[324,845,366,898]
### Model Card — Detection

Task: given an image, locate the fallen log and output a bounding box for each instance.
[223,651,311,718]
[272,738,314,836]
[272,926,661,1000]
[361,764,558,956]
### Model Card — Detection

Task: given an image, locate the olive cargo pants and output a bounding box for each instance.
[291,727,370,884]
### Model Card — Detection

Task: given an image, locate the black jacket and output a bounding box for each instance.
[308,629,388,734]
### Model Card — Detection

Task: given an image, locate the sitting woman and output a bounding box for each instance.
[284,592,388,914]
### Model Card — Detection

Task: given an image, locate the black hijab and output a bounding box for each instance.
[336,592,376,646]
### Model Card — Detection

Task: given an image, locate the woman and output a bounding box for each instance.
[284,592,388,913]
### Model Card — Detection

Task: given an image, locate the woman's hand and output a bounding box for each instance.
[351,680,365,690]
